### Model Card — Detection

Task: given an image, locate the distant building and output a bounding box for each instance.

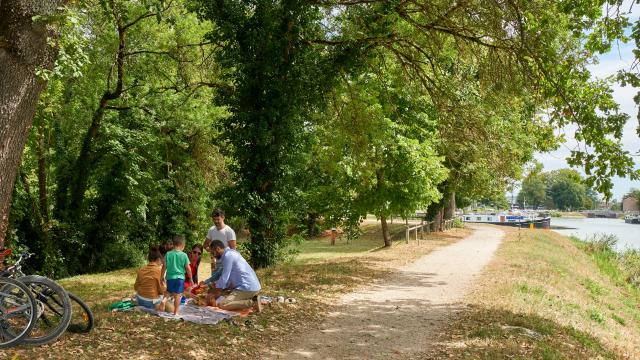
[622,196,639,212]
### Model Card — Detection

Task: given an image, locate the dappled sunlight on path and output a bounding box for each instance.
[268,225,504,359]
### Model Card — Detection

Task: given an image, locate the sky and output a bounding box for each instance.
[534,3,640,201]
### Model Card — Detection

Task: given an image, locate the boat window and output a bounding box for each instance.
[465,217,471,221]
[476,217,481,221]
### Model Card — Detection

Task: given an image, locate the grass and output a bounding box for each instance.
[5,223,469,359]
[550,211,587,218]
[429,227,640,359]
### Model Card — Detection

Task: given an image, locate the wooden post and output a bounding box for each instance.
[405,227,409,244]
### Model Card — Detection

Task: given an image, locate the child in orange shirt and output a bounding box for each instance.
[134,246,167,311]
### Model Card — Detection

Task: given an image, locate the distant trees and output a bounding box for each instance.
[517,163,547,209]
[517,165,598,211]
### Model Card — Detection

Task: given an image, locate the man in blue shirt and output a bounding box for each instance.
[201,240,262,311]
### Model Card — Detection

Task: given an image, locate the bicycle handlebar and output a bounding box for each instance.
[2,251,32,275]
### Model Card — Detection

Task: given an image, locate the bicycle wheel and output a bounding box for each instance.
[66,292,94,333]
[0,277,37,348]
[18,275,71,345]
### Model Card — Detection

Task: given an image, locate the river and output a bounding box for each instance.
[550,217,640,251]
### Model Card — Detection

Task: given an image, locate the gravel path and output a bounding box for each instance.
[269,225,504,360]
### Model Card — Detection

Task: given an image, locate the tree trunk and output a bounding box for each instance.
[0,0,65,247]
[444,191,456,220]
[434,209,444,232]
[380,214,392,247]
[306,213,318,237]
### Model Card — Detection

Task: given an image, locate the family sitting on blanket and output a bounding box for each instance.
[134,237,261,315]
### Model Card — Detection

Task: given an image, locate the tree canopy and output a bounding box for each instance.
[1,0,639,272]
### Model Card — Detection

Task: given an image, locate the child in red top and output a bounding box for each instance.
[184,244,202,290]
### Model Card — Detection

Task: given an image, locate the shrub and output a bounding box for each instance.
[239,233,305,265]
[582,233,617,254]
[95,240,146,272]
[618,249,640,288]
[452,218,464,228]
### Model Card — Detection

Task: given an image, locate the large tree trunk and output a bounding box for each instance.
[380,214,392,247]
[434,209,444,232]
[0,0,65,247]
[444,191,456,220]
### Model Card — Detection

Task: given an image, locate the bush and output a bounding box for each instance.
[577,233,640,290]
[550,210,562,217]
[582,233,617,254]
[239,233,305,265]
[95,240,146,272]
[618,249,640,288]
[452,218,464,228]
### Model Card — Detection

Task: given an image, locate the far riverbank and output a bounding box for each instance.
[551,217,639,251]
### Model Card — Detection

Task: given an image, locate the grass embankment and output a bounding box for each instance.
[550,211,586,218]
[430,227,640,359]
[4,224,469,360]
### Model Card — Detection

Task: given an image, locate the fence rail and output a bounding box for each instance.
[405,219,456,243]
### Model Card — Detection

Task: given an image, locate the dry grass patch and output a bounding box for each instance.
[431,226,640,359]
[4,223,468,360]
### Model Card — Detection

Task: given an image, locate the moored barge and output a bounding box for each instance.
[461,212,551,229]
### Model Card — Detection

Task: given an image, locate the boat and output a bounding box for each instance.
[461,211,551,229]
[624,212,640,224]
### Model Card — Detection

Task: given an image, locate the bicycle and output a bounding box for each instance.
[5,251,95,335]
[1,250,72,345]
[0,276,37,348]
[67,291,94,333]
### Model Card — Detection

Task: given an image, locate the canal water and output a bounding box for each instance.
[550,217,640,251]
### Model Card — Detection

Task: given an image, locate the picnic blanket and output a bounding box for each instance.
[137,302,252,325]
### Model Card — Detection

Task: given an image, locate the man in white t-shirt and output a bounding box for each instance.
[204,209,236,275]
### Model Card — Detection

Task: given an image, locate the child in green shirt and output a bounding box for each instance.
[164,235,192,315]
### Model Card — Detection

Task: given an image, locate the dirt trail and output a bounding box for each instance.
[269,225,504,360]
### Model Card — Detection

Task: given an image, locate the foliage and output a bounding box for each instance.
[580,233,618,254]
[517,165,596,210]
[518,176,547,209]
[194,0,345,267]
[191,0,640,258]
[9,0,228,276]
[576,232,640,289]
[307,64,448,245]
[7,0,640,272]
[548,177,587,211]
[619,249,640,288]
